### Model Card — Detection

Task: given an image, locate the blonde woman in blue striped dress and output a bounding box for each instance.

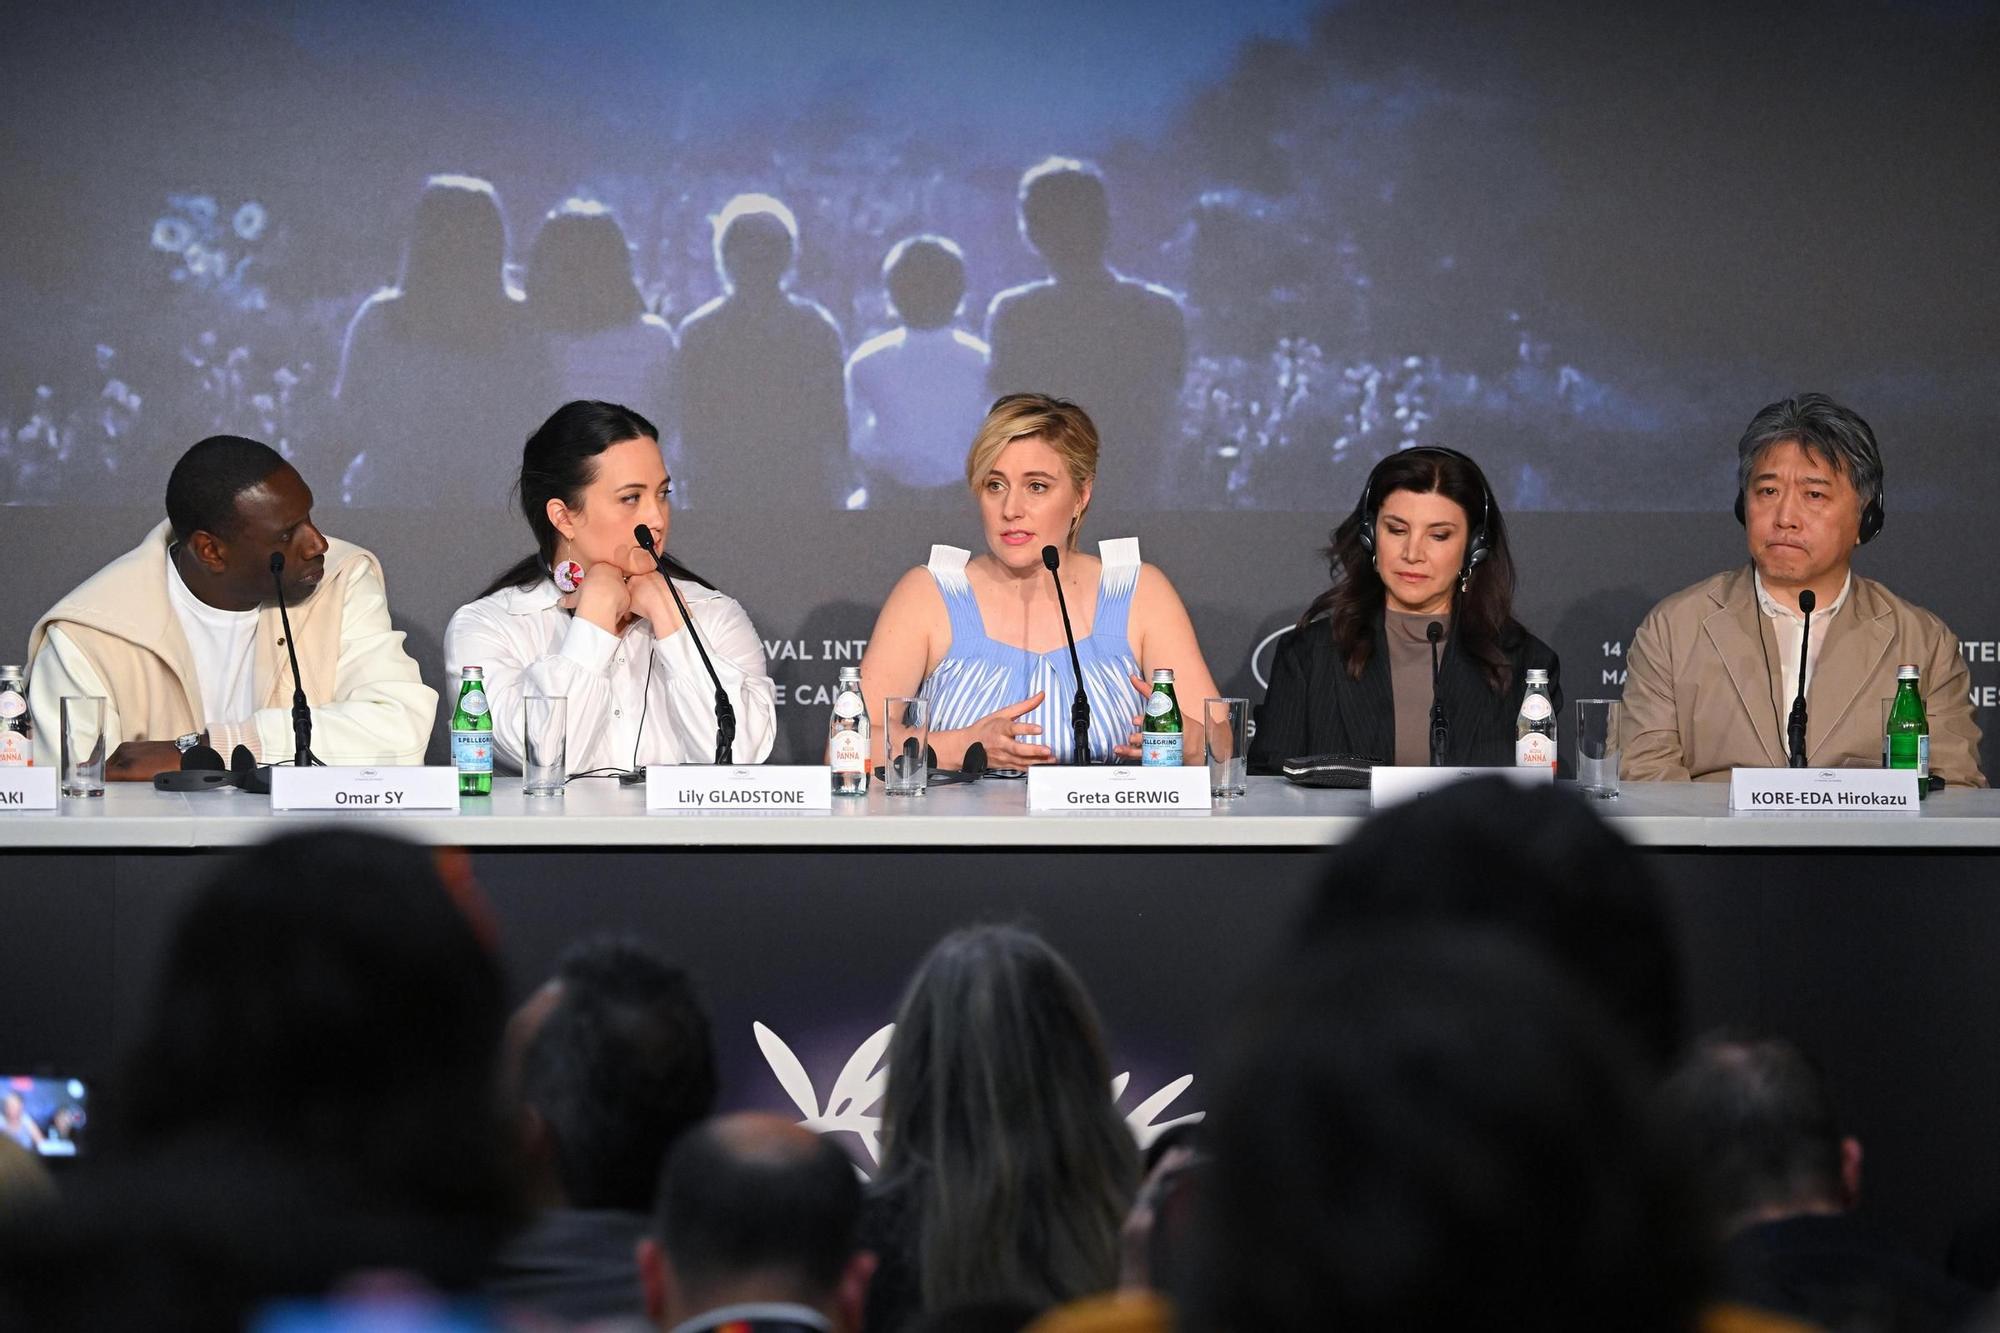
[856,393,1220,768]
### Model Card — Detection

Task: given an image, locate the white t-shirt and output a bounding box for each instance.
[165,552,259,727]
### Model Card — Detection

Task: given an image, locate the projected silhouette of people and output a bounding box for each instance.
[847,235,990,509]
[675,194,847,509]
[335,174,540,507]
[985,158,1188,509]
[525,199,677,464]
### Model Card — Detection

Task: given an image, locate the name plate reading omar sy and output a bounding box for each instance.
[1028,765,1211,812]
[1729,767,1920,812]
[0,768,59,810]
[647,766,833,812]
[270,766,459,811]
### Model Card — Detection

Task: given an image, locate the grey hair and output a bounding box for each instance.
[1734,393,1884,507]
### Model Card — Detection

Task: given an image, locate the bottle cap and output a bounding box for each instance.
[461,666,485,679]
[1525,668,1549,684]
[1151,668,1175,683]
[1896,664,1920,680]
[838,666,861,682]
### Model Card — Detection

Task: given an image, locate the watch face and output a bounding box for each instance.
[176,733,200,752]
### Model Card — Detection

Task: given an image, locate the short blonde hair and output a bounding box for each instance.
[964,394,1102,547]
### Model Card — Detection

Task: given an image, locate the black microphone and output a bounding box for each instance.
[633,525,735,764]
[1041,546,1091,766]
[1787,588,1816,768]
[268,552,318,767]
[1427,620,1449,768]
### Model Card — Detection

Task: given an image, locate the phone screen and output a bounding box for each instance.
[2,1075,88,1158]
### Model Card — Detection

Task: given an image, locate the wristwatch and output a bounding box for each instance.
[173,732,203,755]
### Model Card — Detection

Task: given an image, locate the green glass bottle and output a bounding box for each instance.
[1884,663,1928,800]
[1141,668,1182,767]
[451,666,494,796]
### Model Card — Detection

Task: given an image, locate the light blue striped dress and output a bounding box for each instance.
[921,539,1143,764]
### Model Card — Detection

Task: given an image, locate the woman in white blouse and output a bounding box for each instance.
[444,400,775,774]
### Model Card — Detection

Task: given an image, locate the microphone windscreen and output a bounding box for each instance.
[269,551,285,574]
[1798,589,1816,614]
[633,524,655,552]
[180,744,225,771]
[1041,545,1061,571]
[1427,621,1444,643]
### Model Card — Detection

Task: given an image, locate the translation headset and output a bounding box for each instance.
[1734,478,1884,544]
[1354,445,1495,591]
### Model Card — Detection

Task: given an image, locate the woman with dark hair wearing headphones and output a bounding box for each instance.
[1249,447,1559,772]
[443,400,775,775]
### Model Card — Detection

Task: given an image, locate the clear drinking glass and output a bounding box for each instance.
[1575,699,1621,799]
[60,696,107,797]
[883,696,930,796]
[1204,697,1249,797]
[522,694,567,797]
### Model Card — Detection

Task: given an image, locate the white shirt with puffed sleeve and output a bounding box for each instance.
[442,577,776,774]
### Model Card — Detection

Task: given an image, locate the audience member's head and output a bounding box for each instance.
[1304,777,1684,1067]
[640,1112,872,1332]
[0,1138,55,1226]
[396,173,514,334]
[883,234,968,331]
[1018,157,1111,277]
[514,936,717,1213]
[1187,925,1707,1333]
[526,198,647,333]
[1664,1033,1859,1234]
[713,193,800,294]
[879,924,1138,1316]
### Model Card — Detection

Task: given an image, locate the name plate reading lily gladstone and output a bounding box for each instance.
[269,766,460,811]
[1027,765,1212,813]
[646,766,833,812]
[1729,767,1921,813]
[0,767,59,810]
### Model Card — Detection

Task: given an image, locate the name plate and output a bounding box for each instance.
[1370,764,1554,810]
[646,765,833,812]
[269,765,460,811]
[0,767,59,810]
[1027,765,1212,812]
[1729,767,1920,812]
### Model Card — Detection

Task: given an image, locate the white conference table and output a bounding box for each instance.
[7,775,2000,850]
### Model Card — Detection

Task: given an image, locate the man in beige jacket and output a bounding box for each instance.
[1620,394,1983,787]
[27,435,436,780]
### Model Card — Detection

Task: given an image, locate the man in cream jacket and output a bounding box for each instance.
[27,435,436,779]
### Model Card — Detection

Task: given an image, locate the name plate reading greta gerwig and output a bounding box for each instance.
[1027,765,1212,813]
[1369,764,1553,811]
[646,766,833,812]
[1729,767,1920,813]
[269,766,460,811]
[0,767,59,810]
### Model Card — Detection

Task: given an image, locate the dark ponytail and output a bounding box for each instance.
[480,400,712,599]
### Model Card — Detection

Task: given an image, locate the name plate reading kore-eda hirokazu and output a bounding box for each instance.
[1027,765,1212,813]
[0,767,59,810]
[646,766,834,812]
[1729,767,1920,812]
[1369,764,1554,811]
[269,766,460,811]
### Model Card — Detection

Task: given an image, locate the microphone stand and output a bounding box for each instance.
[635,526,735,765]
[1042,546,1090,766]
[1427,620,1449,768]
[269,553,319,766]
[1787,588,1816,768]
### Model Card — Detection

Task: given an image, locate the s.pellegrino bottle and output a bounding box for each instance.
[1141,669,1182,767]
[1515,668,1556,770]
[452,666,495,796]
[830,666,869,796]
[0,665,29,767]
[1884,663,1929,800]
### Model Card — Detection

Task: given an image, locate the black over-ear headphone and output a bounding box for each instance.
[1355,446,1494,582]
[1734,482,1884,544]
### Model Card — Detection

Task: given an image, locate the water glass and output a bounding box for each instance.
[1575,699,1621,799]
[1204,697,1249,797]
[522,694,567,797]
[60,696,107,797]
[884,696,930,797]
